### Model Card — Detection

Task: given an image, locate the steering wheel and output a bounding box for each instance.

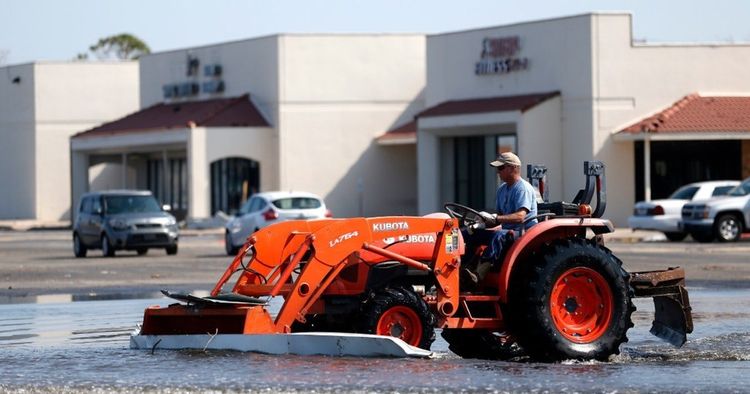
[444,203,484,229]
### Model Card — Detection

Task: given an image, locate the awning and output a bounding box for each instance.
[72,94,270,139]
[615,94,750,141]
[377,91,560,145]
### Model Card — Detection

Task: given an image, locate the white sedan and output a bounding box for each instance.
[628,180,739,241]
[224,191,332,255]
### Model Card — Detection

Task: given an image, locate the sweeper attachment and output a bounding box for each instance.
[132,161,692,361]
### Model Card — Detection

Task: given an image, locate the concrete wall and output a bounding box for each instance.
[188,126,276,218]
[139,36,280,126]
[423,15,594,214]
[34,62,139,220]
[278,35,425,217]
[592,13,750,224]
[518,96,563,200]
[0,63,36,219]
[1,62,138,220]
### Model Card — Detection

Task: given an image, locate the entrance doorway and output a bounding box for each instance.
[443,134,517,210]
[210,157,260,215]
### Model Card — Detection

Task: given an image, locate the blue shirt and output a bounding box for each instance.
[496,178,538,231]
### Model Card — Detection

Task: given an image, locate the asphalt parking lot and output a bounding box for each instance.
[1,229,749,301]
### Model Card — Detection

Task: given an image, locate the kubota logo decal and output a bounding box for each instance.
[329,231,359,247]
[383,234,437,244]
[372,222,409,232]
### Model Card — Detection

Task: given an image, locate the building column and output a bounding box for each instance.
[70,150,89,222]
[121,153,128,188]
[162,150,170,207]
[644,135,651,201]
[417,128,439,215]
[187,126,210,219]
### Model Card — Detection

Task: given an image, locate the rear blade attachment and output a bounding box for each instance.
[629,267,693,347]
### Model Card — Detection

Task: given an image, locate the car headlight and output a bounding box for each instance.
[109,218,130,231]
[166,216,177,226]
[228,219,242,232]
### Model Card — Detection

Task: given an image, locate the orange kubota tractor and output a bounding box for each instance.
[136,161,692,361]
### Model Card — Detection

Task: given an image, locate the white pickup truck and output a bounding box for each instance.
[680,177,750,242]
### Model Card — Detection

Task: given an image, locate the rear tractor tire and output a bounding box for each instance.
[358,287,436,350]
[508,238,634,361]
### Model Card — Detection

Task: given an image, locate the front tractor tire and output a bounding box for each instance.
[358,287,436,350]
[509,238,634,361]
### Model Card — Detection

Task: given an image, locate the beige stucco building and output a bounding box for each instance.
[69,34,424,222]
[0,62,139,221]
[378,13,750,225]
[3,12,750,226]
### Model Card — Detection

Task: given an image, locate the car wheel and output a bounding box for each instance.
[136,248,148,256]
[166,244,178,255]
[225,231,239,256]
[73,233,87,258]
[663,232,687,242]
[101,234,115,257]
[715,214,742,242]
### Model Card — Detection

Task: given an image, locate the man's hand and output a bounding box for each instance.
[478,211,498,226]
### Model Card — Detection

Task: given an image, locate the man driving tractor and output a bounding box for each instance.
[463,151,538,284]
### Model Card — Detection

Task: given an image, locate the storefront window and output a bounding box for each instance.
[210,157,260,215]
[147,157,187,219]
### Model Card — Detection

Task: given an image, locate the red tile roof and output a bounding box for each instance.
[378,91,560,144]
[376,119,417,144]
[620,94,750,134]
[72,94,270,138]
[418,91,560,118]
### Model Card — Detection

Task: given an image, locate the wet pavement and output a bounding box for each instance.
[1,286,749,393]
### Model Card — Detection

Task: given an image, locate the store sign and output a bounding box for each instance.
[162,55,226,99]
[474,36,528,76]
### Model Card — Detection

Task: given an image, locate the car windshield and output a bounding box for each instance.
[272,197,322,210]
[727,180,750,196]
[669,186,699,200]
[104,195,162,214]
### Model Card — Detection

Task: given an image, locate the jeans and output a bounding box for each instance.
[462,228,514,263]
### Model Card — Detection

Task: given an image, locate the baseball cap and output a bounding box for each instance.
[489,152,521,167]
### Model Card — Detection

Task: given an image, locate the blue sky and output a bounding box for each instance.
[2,0,749,65]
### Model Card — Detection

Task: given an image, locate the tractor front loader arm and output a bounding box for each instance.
[630,267,693,347]
[219,216,463,333]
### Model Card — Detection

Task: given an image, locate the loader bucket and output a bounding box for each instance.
[629,267,693,347]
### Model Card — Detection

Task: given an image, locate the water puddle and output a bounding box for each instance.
[0,288,747,393]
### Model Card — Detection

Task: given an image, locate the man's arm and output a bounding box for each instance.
[495,208,528,224]
[479,208,527,227]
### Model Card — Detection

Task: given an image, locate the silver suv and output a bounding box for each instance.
[680,177,750,242]
[72,190,179,257]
